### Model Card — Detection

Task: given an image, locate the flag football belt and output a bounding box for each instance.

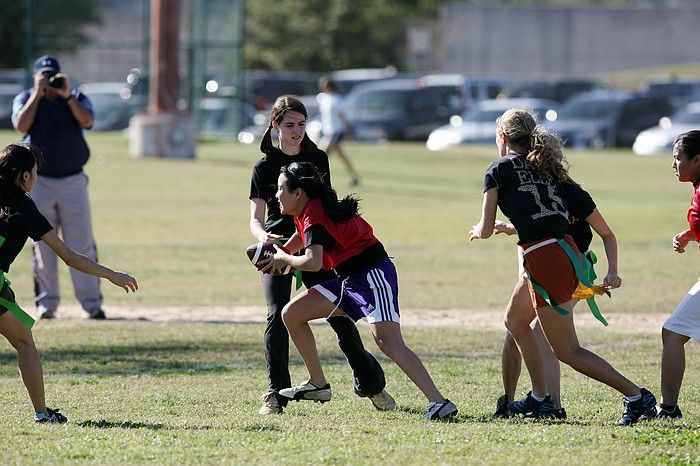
[0,237,35,329]
[522,238,610,326]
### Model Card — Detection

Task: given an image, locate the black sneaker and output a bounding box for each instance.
[34,407,68,424]
[88,309,106,320]
[278,380,332,403]
[424,399,458,421]
[553,407,567,419]
[617,388,656,426]
[492,394,511,419]
[641,403,683,421]
[508,391,555,418]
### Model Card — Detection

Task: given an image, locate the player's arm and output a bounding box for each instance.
[586,208,621,288]
[282,232,304,255]
[249,198,283,244]
[494,219,516,235]
[40,230,137,292]
[270,243,324,272]
[470,188,498,240]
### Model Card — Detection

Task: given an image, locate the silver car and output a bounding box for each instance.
[632,102,700,156]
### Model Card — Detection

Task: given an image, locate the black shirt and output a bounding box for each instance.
[0,195,52,273]
[249,146,331,237]
[562,181,596,253]
[484,153,570,244]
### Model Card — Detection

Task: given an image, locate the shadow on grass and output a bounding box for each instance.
[77,419,215,430]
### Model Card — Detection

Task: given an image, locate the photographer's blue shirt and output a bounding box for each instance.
[12,90,94,178]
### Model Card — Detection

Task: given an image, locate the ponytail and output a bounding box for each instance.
[281,162,359,222]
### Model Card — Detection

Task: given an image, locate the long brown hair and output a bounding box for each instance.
[497,108,569,182]
[0,143,42,205]
[260,95,318,155]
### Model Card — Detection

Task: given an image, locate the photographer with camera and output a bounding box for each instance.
[11,55,106,320]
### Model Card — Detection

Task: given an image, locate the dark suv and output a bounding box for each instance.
[501,78,602,104]
[342,79,457,141]
[545,90,674,148]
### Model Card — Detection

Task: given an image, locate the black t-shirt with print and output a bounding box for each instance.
[0,195,52,273]
[561,181,596,253]
[484,152,570,244]
[249,146,331,237]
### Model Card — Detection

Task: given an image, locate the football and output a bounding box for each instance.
[245,242,293,275]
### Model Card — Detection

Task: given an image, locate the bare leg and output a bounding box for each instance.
[501,331,521,400]
[281,289,342,388]
[504,278,547,396]
[370,321,444,402]
[0,312,46,414]
[660,327,690,406]
[537,300,639,397]
[532,320,561,408]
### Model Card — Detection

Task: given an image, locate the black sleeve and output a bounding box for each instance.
[483,159,500,192]
[305,224,336,251]
[23,202,52,241]
[249,159,268,200]
[314,149,332,186]
[562,182,596,221]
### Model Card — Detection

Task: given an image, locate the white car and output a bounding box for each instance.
[633,102,700,156]
[426,98,559,151]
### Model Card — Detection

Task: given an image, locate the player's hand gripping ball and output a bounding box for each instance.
[245,242,293,275]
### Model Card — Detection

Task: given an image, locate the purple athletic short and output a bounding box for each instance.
[312,257,401,323]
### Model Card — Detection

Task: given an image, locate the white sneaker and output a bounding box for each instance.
[279,380,332,403]
[369,390,397,411]
[258,392,283,415]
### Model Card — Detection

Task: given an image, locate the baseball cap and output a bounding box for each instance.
[34,55,60,74]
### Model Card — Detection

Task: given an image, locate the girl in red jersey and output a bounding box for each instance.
[644,130,700,420]
[262,161,457,420]
[470,109,655,425]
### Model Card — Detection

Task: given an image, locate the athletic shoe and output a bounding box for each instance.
[508,391,555,418]
[34,407,67,424]
[88,309,106,320]
[617,388,656,426]
[553,407,567,419]
[640,403,683,421]
[37,307,55,320]
[492,394,512,419]
[424,399,458,421]
[368,390,397,411]
[258,391,283,415]
[278,380,332,403]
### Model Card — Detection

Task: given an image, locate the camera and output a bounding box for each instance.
[48,75,65,89]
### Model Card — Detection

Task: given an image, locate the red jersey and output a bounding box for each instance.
[295,198,380,270]
[688,181,700,244]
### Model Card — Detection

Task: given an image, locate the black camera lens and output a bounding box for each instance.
[48,76,65,89]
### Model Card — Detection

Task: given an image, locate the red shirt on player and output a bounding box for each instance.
[687,181,700,244]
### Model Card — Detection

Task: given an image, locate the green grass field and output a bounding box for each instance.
[0,130,698,464]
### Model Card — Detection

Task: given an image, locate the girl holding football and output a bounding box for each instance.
[469,108,655,425]
[263,161,457,420]
[249,95,393,415]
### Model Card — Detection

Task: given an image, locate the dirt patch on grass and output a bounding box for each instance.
[46,305,667,334]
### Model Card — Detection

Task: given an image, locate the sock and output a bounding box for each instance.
[531,393,547,402]
[626,393,641,402]
[659,403,676,411]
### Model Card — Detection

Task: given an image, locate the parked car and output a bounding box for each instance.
[500,78,603,104]
[79,82,145,131]
[244,70,319,111]
[426,98,560,151]
[327,67,398,95]
[545,90,674,148]
[640,79,700,111]
[0,84,22,128]
[418,74,509,117]
[335,78,460,141]
[632,101,700,156]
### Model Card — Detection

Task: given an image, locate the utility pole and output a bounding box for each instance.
[129,0,196,158]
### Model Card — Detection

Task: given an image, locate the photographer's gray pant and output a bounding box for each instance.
[30,173,102,315]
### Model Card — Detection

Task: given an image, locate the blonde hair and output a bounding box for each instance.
[496,108,569,182]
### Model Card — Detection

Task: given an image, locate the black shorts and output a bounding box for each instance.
[0,281,16,318]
